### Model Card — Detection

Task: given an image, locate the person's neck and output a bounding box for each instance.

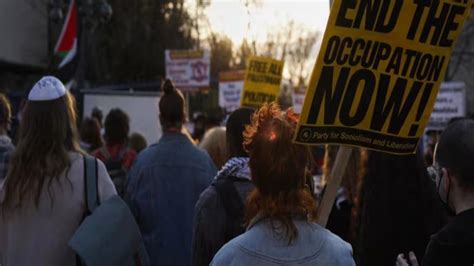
[454,192,474,214]
[228,146,247,159]
[164,127,182,133]
[229,153,248,160]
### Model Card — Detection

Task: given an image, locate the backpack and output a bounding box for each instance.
[69,155,148,266]
[100,147,128,196]
[212,176,250,241]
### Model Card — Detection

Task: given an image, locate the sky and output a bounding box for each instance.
[202,0,331,45]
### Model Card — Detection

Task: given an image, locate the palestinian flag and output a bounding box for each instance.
[55,0,77,68]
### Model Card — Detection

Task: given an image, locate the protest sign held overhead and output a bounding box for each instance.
[427,81,467,131]
[219,70,245,113]
[292,86,306,114]
[294,0,473,154]
[241,56,284,108]
[165,49,210,90]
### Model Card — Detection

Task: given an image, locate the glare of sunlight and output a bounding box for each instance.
[203,0,330,45]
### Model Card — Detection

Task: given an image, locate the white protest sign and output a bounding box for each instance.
[165,49,210,90]
[219,71,245,113]
[427,81,466,131]
[292,87,306,114]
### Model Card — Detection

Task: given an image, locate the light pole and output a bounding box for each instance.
[49,0,112,88]
[75,0,112,89]
[49,0,112,120]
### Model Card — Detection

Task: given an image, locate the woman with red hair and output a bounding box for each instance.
[211,103,355,265]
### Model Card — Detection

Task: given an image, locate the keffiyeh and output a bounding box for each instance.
[215,157,251,181]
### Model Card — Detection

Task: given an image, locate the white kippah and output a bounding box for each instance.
[28,76,67,101]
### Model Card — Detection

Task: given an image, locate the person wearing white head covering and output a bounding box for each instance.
[28,75,67,101]
[0,76,117,266]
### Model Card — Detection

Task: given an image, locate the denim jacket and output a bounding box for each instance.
[211,218,355,266]
[125,132,217,266]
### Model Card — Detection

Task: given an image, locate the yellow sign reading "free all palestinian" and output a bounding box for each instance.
[240,56,284,109]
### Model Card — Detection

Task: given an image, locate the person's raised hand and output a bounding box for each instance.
[396,251,419,266]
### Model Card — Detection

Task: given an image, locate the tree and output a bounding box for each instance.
[446,19,474,115]
[189,34,234,115]
[250,21,320,108]
[85,0,198,84]
[190,0,211,48]
[233,39,255,70]
[209,34,233,77]
[286,31,320,89]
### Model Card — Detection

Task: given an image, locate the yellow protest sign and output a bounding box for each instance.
[241,56,284,108]
[294,0,473,154]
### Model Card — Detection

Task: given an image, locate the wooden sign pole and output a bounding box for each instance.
[316,145,353,227]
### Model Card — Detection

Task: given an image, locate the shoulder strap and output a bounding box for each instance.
[213,176,249,236]
[83,155,99,215]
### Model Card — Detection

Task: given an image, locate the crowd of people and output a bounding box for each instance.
[0,75,473,266]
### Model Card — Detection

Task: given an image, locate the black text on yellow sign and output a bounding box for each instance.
[241,56,284,108]
[294,0,473,154]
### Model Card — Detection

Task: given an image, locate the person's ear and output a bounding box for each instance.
[442,168,451,190]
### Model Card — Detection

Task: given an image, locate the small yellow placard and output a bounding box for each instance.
[241,56,284,109]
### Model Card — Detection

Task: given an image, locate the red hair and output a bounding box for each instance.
[243,102,317,242]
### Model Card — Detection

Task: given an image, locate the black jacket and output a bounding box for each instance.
[192,174,254,266]
[423,208,474,266]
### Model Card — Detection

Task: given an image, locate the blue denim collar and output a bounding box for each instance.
[247,213,308,231]
[159,132,190,143]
